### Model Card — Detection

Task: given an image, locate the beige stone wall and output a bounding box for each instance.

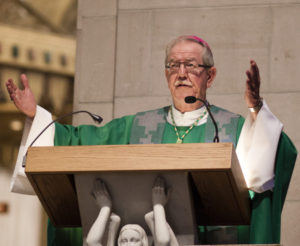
[74,1,299,245]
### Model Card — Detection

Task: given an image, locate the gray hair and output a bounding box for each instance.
[118,224,149,246]
[165,35,214,67]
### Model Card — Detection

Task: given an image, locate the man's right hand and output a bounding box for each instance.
[5,74,37,119]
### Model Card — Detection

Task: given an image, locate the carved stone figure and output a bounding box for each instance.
[86,177,179,246]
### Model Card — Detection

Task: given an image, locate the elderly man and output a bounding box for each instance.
[6,35,297,245]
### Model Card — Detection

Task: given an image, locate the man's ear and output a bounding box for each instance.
[206,67,217,88]
[165,69,171,88]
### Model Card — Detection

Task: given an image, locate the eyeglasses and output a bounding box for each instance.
[165,61,211,74]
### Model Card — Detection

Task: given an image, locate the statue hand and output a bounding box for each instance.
[91,179,112,208]
[152,177,169,206]
[5,74,37,118]
[110,213,121,224]
[245,60,261,108]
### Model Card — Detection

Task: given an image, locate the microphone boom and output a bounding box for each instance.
[23,110,103,167]
[184,96,219,143]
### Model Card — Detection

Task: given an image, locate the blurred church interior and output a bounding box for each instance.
[0,0,77,245]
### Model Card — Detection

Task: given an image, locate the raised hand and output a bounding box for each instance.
[245,60,261,108]
[90,179,112,209]
[152,176,169,206]
[5,74,37,118]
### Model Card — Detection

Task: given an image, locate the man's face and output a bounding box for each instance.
[165,41,215,111]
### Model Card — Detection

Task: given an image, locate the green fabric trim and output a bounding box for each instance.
[130,107,168,144]
[205,105,240,147]
[130,105,241,146]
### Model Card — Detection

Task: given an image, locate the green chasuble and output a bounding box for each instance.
[48,105,297,246]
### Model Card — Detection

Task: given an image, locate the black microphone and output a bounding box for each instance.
[185,96,219,143]
[22,110,103,167]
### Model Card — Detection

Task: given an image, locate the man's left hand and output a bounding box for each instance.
[245,60,262,118]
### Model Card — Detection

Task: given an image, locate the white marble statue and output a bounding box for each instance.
[86,177,179,246]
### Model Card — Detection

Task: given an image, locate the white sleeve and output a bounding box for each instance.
[236,100,283,193]
[10,105,55,195]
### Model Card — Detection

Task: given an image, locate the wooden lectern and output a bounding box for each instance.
[24,143,279,245]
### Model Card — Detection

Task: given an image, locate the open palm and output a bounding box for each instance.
[6,74,37,118]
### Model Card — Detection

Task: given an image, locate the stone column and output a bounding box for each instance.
[73,0,118,125]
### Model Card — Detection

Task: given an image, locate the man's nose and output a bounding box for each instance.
[178,64,187,77]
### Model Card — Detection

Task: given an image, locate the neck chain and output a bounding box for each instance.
[170,106,207,144]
